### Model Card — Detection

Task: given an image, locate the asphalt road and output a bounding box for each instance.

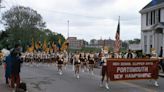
[0,63,164,92]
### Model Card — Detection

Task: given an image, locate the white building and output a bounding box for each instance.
[129,43,142,51]
[140,0,164,55]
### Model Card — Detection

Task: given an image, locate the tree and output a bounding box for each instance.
[2,6,45,29]
[0,6,67,51]
[128,39,141,44]
[134,38,140,44]
[1,6,46,50]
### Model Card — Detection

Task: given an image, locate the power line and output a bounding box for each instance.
[34,7,111,20]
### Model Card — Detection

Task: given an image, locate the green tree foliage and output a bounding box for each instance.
[2,6,45,29]
[128,38,140,44]
[0,6,65,51]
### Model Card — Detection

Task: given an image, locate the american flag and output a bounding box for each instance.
[114,17,121,53]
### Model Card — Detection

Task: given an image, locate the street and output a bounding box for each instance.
[0,63,164,92]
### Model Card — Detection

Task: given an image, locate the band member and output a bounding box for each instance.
[73,52,81,79]
[88,53,95,75]
[79,53,86,72]
[99,53,109,89]
[126,49,133,59]
[63,50,68,70]
[150,49,159,87]
[57,54,64,75]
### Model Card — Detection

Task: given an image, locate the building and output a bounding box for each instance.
[129,43,142,51]
[140,0,164,55]
[67,37,87,49]
[89,38,115,48]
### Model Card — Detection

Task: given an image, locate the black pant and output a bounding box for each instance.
[6,77,9,84]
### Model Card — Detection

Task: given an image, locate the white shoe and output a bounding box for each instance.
[77,74,80,79]
[154,81,159,87]
[59,71,63,75]
[105,83,109,89]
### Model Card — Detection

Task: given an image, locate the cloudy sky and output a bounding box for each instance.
[1,0,151,41]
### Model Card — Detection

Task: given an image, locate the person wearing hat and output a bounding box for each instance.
[150,48,159,87]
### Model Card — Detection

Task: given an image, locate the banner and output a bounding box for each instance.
[107,59,159,81]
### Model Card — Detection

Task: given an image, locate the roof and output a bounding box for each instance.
[151,22,164,29]
[142,0,164,10]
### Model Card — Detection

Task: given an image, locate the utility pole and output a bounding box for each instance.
[67,20,69,39]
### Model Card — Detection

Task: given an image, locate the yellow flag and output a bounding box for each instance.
[61,40,68,51]
[52,42,57,51]
[35,41,41,49]
[43,39,47,51]
[31,38,34,50]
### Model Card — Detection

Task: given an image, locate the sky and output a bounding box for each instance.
[0,0,151,41]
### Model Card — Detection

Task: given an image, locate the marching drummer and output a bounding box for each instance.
[57,53,64,75]
[150,49,159,87]
[73,52,81,79]
[88,52,95,75]
[79,52,86,72]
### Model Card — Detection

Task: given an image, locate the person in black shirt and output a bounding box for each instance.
[159,46,163,57]
[11,44,23,88]
[127,49,133,59]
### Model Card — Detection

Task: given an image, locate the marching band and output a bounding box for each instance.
[1,47,162,90]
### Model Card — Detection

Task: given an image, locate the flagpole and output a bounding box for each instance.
[67,20,69,39]
[67,20,73,70]
[114,16,121,55]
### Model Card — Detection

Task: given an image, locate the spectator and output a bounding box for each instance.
[159,46,163,57]
[4,51,13,85]
[0,50,3,65]
[11,44,23,88]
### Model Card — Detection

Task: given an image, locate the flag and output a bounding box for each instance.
[61,40,69,51]
[52,42,57,51]
[57,38,62,49]
[31,38,34,50]
[114,17,121,53]
[43,39,47,51]
[35,41,41,49]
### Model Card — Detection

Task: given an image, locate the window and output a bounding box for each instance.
[150,35,153,52]
[151,12,152,25]
[153,11,155,24]
[150,35,152,45]
[146,13,148,26]
[144,35,147,53]
[149,12,151,25]
[155,10,158,23]
[158,9,161,22]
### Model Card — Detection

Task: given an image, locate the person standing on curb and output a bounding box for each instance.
[11,44,23,88]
